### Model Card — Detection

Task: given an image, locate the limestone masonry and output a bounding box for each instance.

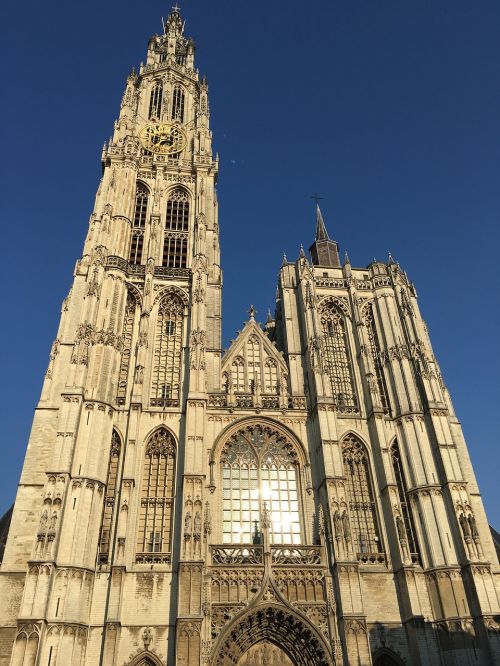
[1,7,498,666]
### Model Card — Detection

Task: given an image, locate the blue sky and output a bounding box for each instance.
[1,1,499,526]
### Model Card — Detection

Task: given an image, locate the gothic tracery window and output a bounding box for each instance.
[231,357,245,392]
[98,430,121,563]
[148,81,163,119]
[391,442,420,557]
[129,182,148,265]
[117,290,137,401]
[342,435,382,555]
[264,359,279,394]
[171,84,185,122]
[221,425,302,545]
[136,428,176,561]
[151,294,184,405]
[364,304,390,411]
[163,188,189,268]
[320,301,357,409]
[247,336,261,392]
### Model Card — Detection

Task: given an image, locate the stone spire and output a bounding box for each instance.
[309,204,340,267]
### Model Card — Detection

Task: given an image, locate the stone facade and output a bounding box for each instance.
[0,8,499,666]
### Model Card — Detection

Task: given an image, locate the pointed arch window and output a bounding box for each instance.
[98,430,121,563]
[151,294,184,406]
[148,81,163,119]
[163,188,189,268]
[117,290,137,402]
[129,182,148,265]
[320,302,357,410]
[136,428,176,562]
[264,359,279,394]
[247,336,261,392]
[364,305,390,412]
[391,442,420,558]
[171,85,185,123]
[221,425,302,545]
[231,357,245,392]
[341,435,382,556]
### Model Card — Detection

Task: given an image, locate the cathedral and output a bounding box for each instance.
[1,7,499,666]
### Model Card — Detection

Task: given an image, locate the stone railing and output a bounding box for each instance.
[207,393,307,410]
[106,257,190,281]
[271,546,322,566]
[153,265,190,279]
[314,278,348,288]
[150,398,180,408]
[336,394,360,414]
[135,552,171,565]
[356,552,387,565]
[210,545,263,566]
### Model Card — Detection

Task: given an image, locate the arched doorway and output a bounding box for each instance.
[238,641,294,665]
[372,648,404,666]
[211,604,333,666]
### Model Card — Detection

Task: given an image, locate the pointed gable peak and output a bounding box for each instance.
[315,204,330,241]
[222,317,288,375]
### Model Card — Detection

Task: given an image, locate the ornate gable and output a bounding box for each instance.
[222,319,288,395]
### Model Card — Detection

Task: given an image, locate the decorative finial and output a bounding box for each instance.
[248,305,256,321]
[172,3,181,12]
[344,250,350,266]
[266,308,273,324]
[387,250,395,265]
[299,244,306,259]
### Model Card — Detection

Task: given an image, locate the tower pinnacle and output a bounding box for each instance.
[309,204,340,267]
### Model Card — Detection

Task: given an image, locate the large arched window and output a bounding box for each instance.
[98,430,121,563]
[148,81,163,119]
[117,289,137,402]
[320,301,357,410]
[364,304,389,411]
[151,293,184,406]
[391,442,419,558]
[136,428,176,562]
[341,435,382,555]
[129,182,148,265]
[221,424,302,545]
[171,84,185,122]
[163,188,189,268]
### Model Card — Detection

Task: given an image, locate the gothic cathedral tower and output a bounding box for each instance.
[0,7,498,666]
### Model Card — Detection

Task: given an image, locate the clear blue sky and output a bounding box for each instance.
[1,1,499,527]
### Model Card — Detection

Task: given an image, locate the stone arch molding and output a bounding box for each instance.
[210,602,334,666]
[209,416,309,467]
[317,294,351,319]
[152,284,189,308]
[126,649,164,666]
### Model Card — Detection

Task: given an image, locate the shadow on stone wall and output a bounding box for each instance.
[368,618,499,665]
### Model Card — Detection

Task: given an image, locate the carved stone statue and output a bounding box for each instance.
[468,513,479,540]
[459,513,471,540]
[49,511,58,530]
[184,511,192,533]
[396,515,406,541]
[342,511,351,541]
[333,511,342,540]
[194,511,202,536]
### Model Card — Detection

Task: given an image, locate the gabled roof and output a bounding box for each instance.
[222,318,288,375]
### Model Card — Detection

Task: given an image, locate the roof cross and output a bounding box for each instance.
[310,193,323,205]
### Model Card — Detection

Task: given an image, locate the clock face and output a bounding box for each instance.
[139,122,186,155]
